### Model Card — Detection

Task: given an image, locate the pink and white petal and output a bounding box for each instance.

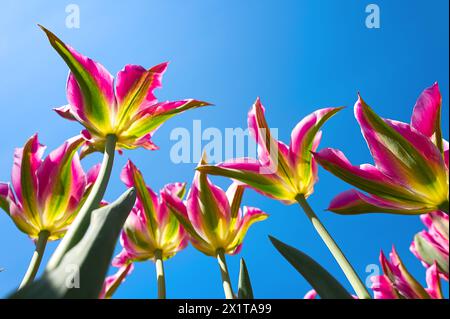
[328,190,428,215]
[355,95,442,190]
[411,83,442,138]
[197,158,290,201]
[289,107,342,168]
[425,263,443,299]
[371,275,399,299]
[12,134,46,215]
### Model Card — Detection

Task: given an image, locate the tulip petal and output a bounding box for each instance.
[328,189,429,215]
[123,99,211,139]
[371,275,399,299]
[115,63,168,128]
[12,134,46,225]
[120,161,159,238]
[197,158,292,201]
[314,148,420,204]
[355,95,442,189]
[289,107,343,179]
[37,136,86,224]
[411,83,443,150]
[425,263,443,299]
[228,206,268,254]
[248,98,294,181]
[40,26,115,133]
[380,248,429,299]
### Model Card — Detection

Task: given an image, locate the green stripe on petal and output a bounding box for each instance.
[39,25,113,133]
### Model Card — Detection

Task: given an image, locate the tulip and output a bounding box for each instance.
[0,134,99,288]
[100,263,134,299]
[411,211,449,280]
[163,155,268,299]
[112,160,189,298]
[197,99,370,298]
[39,26,209,270]
[371,247,444,299]
[314,84,449,215]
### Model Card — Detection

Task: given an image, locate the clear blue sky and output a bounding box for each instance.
[0,0,448,298]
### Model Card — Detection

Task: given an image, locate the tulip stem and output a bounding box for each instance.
[216,248,234,299]
[154,250,166,299]
[19,230,50,289]
[46,134,117,270]
[296,194,371,299]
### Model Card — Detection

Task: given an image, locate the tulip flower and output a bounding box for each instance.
[112,160,189,298]
[197,99,371,298]
[39,25,209,270]
[163,155,268,299]
[0,134,99,288]
[411,211,449,280]
[314,84,449,215]
[100,263,134,299]
[371,248,444,299]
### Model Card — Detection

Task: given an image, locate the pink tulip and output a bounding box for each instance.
[197,98,342,204]
[371,247,443,299]
[113,161,189,265]
[314,84,449,215]
[40,26,210,158]
[411,211,449,280]
[0,134,99,240]
[162,156,268,257]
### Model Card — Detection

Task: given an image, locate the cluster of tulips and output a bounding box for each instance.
[0,26,448,299]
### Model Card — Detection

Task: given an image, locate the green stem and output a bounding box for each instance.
[296,194,371,299]
[19,230,50,289]
[154,250,166,299]
[46,134,117,270]
[216,248,234,299]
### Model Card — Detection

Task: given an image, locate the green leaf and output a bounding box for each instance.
[269,236,352,299]
[10,189,136,299]
[238,258,254,299]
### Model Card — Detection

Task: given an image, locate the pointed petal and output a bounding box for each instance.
[314,148,420,204]
[37,136,86,224]
[120,160,159,238]
[226,183,245,219]
[40,26,115,133]
[123,99,211,139]
[197,158,293,202]
[411,83,442,138]
[115,63,168,129]
[248,98,293,180]
[371,275,399,299]
[12,134,46,221]
[187,167,231,246]
[355,95,444,194]
[289,107,343,176]
[328,189,430,215]
[228,206,268,254]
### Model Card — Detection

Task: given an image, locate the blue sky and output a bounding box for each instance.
[0,0,448,298]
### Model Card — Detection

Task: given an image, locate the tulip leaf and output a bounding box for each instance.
[269,236,352,299]
[238,258,254,299]
[10,189,136,299]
